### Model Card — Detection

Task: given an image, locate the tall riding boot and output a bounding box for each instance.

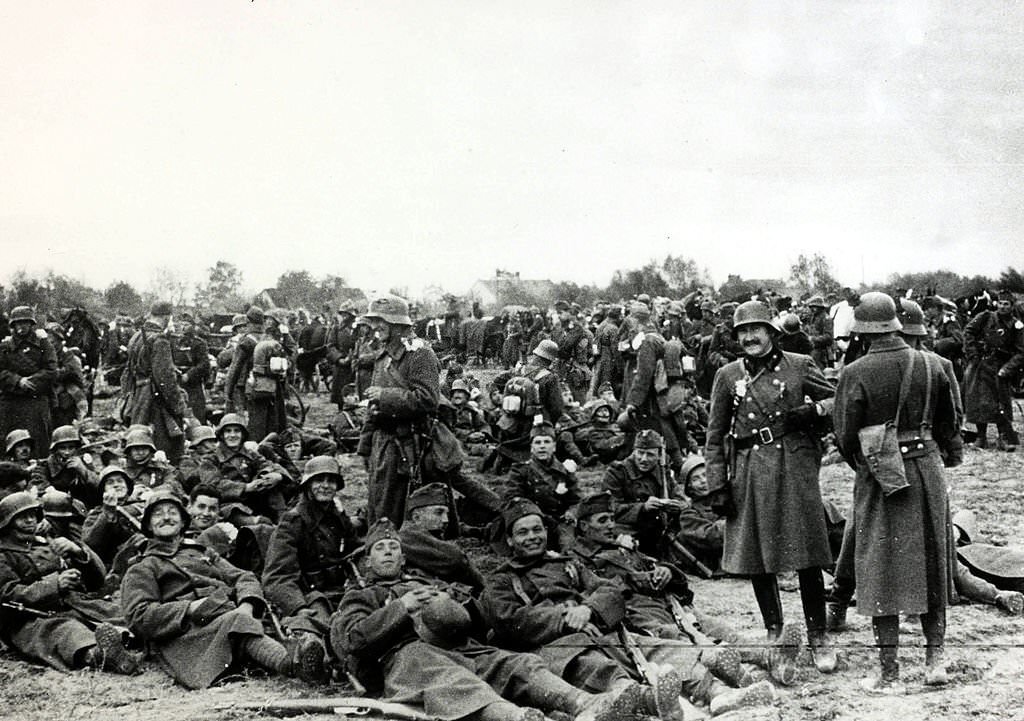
[750,574,783,637]
[861,615,903,694]
[799,567,836,673]
[921,607,948,686]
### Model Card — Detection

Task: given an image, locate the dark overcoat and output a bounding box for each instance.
[962,310,1024,423]
[0,331,57,451]
[120,537,267,689]
[704,349,834,575]
[833,336,962,616]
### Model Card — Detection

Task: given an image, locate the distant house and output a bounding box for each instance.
[468,274,557,312]
[254,288,290,309]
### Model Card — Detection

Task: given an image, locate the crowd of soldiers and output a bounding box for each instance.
[0,283,1022,719]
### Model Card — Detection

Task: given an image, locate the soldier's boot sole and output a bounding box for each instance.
[709,680,776,717]
[93,623,142,675]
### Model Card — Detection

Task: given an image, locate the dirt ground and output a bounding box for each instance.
[3,380,1023,721]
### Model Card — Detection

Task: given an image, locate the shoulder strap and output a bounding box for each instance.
[509,574,534,606]
[920,352,935,429]
[893,350,917,427]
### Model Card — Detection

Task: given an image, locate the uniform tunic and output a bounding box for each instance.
[833,336,962,616]
[705,349,835,575]
[120,537,268,689]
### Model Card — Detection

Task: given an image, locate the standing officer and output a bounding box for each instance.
[172,312,209,424]
[963,290,1023,451]
[0,306,57,448]
[704,300,837,673]
[833,292,962,692]
[123,302,188,464]
[358,294,440,525]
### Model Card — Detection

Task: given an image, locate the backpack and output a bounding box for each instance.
[502,367,550,417]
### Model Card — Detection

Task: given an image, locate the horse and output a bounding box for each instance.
[62,307,103,415]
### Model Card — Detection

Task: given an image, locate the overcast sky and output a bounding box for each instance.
[2,1,1021,299]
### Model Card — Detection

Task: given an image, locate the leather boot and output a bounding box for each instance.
[708,680,777,716]
[240,635,289,674]
[287,633,328,685]
[807,628,837,673]
[572,681,644,721]
[996,590,1024,615]
[924,646,948,686]
[88,623,142,675]
[826,601,849,632]
[636,665,684,721]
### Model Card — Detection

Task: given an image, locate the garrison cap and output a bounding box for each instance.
[634,428,664,449]
[406,482,449,513]
[530,422,557,440]
[364,518,401,551]
[577,491,614,520]
[501,497,543,534]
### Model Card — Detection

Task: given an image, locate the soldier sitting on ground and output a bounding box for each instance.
[31,425,101,508]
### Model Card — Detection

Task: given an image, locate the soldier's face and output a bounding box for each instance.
[368,539,404,579]
[128,447,153,464]
[10,510,39,539]
[530,435,556,461]
[11,320,33,338]
[53,442,78,464]
[594,407,611,424]
[737,325,773,358]
[149,502,185,540]
[509,515,548,559]
[194,439,218,456]
[451,392,468,407]
[221,427,244,449]
[632,447,660,472]
[370,318,391,341]
[284,440,303,461]
[996,299,1014,316]
[411,505,449,535]
[580,512,615,544]
[188,494,220,530]
[307,475,339,503]
[687,467,709,497]
[103,477,130,504]
[180,321,194,335]
[11,442,33,462]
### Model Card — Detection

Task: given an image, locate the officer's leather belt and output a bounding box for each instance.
[730,425,790,450]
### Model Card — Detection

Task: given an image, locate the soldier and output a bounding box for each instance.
[506,423,579,551]
[121,427,186,501]
[576,399,628,464]
[224,305,265,416]
[262,455,357,673]
[325,301,357,407]
[481,499,775,718]
[0,491,140,675]
[449,379,488,443]
[248,314,290,442]
[803,296,834,369]
[832,292,962,692]
[570,491,798,688]
[0,305,57,448]
[123,302,188,464]
[776,313,813,356]
[0,461,31,501]
[172,312,210,424]
[602,429,686,560]
[963,290,1023,451]
[333,518,642,721]
[45,322,89,427]
[121,489,324,688]
[552,301,593,404]
[922,296,965,382]
[401,482,486,591]
[5,429,36,467]
[101,314,134,383]
[81,466,145,566]
[31,425,101,507]
[704,300,837,672]
[591,304,623,399]
[674,456,726,573]
[358,294,441,525]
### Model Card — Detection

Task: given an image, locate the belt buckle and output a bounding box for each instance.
[758,427,774,444]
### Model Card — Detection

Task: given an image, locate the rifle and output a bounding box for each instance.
[1,600,57,618]
[617,625,654,685]
[657,442,714,579]
[218,698,442,720]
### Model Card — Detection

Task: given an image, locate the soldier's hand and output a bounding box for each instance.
[366,386,383,402]
[643,496,667,511]
[17,377,37,392]
[399,587,438,613]
[57,568,82,592]
[102,488,122,508]
[562,604,592,631]
[50,537,82,558]
[650,566,672,590]
[237,601,255,617]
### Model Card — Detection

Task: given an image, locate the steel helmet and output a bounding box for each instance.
[246,306,265,324]
[231,313,247,329]
[806,295,827,308]
[666,301,684,318]
[851,292,902,334]
[49,425,82,452]
[679,455,706,483]
[141,488,190,537]
[41,490,77,518]
[5,429,33,455]
[450,379,471,396]
[215,414,249,440]
[363,294,412,325]
[124,428,157,452]
[9,306,36,324]
[0,491,43,531]
[99,465,134,496]
[532,339,559,362]
[44,322,66,339]
[731,301,776,335]
[778,313,802,335]
[189,425,217,447]
[301,455,344,486]
[897,299,928,337]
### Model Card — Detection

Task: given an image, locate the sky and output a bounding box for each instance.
[1,1,1022,300]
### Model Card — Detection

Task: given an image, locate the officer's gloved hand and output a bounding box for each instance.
[782,403,818,432]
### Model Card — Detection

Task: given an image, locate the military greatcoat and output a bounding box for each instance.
[833,337,962,616]
[704,348,835,575]
[0,330,57,450]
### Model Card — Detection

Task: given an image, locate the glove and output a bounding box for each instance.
[782,403,818,433]
[708,488,737,518]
